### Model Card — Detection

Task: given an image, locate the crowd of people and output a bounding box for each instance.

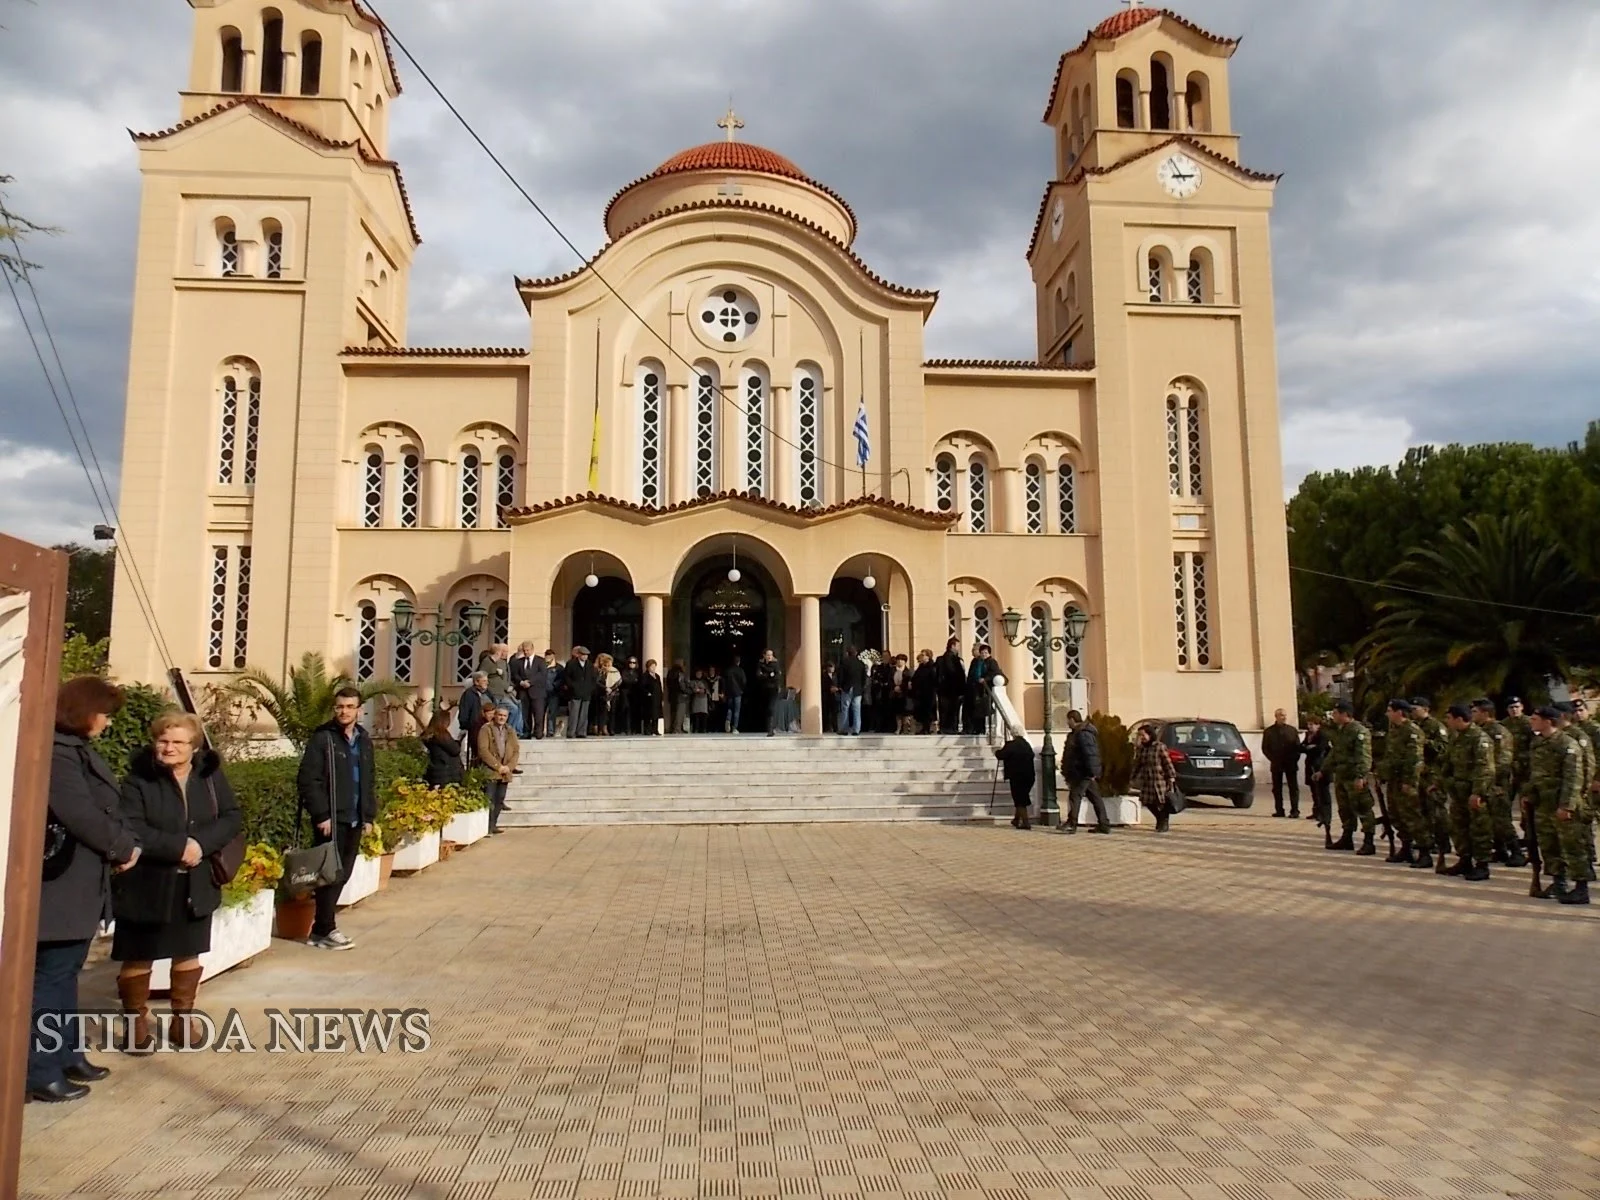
[1260,696,1600,903]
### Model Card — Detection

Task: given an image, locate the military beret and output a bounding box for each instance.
[1470,697,1494,711]
[1535,706,1561,721]
[1409,697,1430,709]
[1555,701,1576,715]
[1447,704,1471,720]
[1333,700,1354,714]
[1386,699,1412,713]
[1506,696,1523,706]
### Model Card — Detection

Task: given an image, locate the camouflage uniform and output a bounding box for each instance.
[1526,730,1591,883]
[1443,723,1495,864]
[1378,718,1426,851]
[1563,720,1597,868]
[1505,712,1533,802]
[1416,713,1452,857]
[1329,719,1374,839]
[1476,716,1518,858]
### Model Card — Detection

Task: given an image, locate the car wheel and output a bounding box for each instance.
[1231,793,1254,809]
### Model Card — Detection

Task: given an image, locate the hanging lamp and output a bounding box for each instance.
[728,535,741,583]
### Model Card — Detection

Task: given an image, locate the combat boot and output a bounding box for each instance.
[1441,857,1468,876]
[1558,880,1591,906]
[1505,846,1528,868]
[1355,832,1376,857]
[1410,849,1434,870]
[1540,876,1569,900]
[1330,829,1354,852]
[1386,840,1412,864]
[1463,860,1491,882]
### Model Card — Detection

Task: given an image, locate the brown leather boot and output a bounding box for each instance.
[116,970,156,1054]
[167,964,205,1048]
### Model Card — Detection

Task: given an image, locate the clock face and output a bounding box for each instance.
[1049,198,1065,242]
[1157,153,1202,199]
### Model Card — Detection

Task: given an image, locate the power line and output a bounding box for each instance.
[362,0,871,489]
[1289,566,1598,621]
[3,229,182,676]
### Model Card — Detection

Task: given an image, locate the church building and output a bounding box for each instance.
[109,0,1296,736]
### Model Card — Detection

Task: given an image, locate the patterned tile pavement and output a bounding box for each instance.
[20,809,1600,1199]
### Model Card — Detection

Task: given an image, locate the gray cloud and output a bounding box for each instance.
[3,0,1598,546]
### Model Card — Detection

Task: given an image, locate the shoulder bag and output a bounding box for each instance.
[281,735,343,896]
[42,811,76,882]
[205,778,247,888]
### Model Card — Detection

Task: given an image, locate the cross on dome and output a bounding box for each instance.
[717,105,745,143]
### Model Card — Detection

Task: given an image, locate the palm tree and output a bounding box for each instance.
[230,652,403,749]
[1355,513,1597,704]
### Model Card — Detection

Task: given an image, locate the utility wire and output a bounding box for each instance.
[1289,566,1599,621]
[362,0,875,488]
[4,232,182,676]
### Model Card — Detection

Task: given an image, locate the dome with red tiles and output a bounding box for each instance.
[1092,5,1164,39]
[649,141,810,186]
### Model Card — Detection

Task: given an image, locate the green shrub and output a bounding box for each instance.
[1088,711,1135,796]
[375,747,426,795]
[225,758,300,851]
[1298,690,1334,724]
[96,684,171,779]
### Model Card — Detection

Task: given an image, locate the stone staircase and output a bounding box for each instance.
[500,734,1003,826]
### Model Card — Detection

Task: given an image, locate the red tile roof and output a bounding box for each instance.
[504,491,958,528]
[518,197,936,302]
[348,1,403,95]
[1041,8,1238,121]
[341,346,528,358]
[924,359,1095,372]
[1093,6,1164,39]
[130,98,421,244]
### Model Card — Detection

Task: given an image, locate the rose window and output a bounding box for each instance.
[698,287,760,345]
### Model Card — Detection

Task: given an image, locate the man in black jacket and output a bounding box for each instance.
[725,655,748,733]
[1060,710,1111,834]
[1301,716,1333,839]
[563,646,596,738]
[296,687,376,950]
[835,647,864,735]
[756,650,783,735]
[1261,707,1303,818]
[510,641,547,739]
[935,639,965,734]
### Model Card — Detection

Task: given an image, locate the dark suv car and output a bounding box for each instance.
[1143,718,1255,808]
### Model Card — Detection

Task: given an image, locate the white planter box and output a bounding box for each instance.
[1069,794,1144,826]
[337,854,381,906]
[391,830,440,872]
[149,888,274,990]
[443,808,489,846]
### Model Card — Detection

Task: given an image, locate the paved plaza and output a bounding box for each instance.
[21,810,1600,1200]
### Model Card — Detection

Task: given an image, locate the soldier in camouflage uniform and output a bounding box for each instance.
[1378,700,1427,866]
[1410,698,1452,874]
[1573,698,1600,825]
[1555,702,1596,881]
[1441,705,1495,880]
[1522,707,1590,904]
[1471,698,1526,867]
[1504,697,1534,852]
[1326,700,1374,854]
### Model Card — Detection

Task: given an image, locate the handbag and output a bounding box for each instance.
[204,778,247,888]
[1166,786,1187,815]
[42,811,76,882]
[281,742,342,896]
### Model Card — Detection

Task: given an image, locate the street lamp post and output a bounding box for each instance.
[392,599,488,715]
[1000,605,1090,827]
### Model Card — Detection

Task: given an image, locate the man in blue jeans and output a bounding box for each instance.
[836,646,864,736]
[724,654,747,733]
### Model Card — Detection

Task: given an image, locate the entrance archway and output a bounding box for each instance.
[570,576,641,664]
[670,554,785,731]
[821,576,884,663]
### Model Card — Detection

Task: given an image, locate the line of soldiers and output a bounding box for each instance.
[1314,695,1600,904]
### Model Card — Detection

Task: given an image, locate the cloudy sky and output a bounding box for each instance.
[2,0,1597,546]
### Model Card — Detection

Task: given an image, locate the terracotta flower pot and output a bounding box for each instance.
[439,839,454,860]
[378,854,394,889]
[274,893,316,941]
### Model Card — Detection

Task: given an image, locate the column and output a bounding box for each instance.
[426,458,449,527]
[667,385,689,503]
[1176,91,1191,132]
[771,384,793,503]
[800,595,822,735]
[998,635,1028,731]
[998,467,1024,533]
[1139,89,1152,130]
[720,382,740,494]
[642,594,665,673]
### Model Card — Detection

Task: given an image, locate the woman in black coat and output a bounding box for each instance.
[32,677,141,1103]
[420,710,464,788]
[911,650,938,734]
[112,710,243,1051]
[637,660,665,735]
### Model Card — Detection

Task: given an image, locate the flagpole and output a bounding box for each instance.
[587,321,601,492]
[859,330,866,498]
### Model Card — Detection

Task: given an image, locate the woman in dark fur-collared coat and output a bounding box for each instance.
[1129,723,1180,833]
[112,710,242,1051]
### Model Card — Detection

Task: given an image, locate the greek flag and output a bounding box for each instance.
[853,398,870,468]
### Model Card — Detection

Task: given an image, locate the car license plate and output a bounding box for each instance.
[1195,758,1224,769]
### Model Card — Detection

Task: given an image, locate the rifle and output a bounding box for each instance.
[1522,793,1543,898]
[1368,774,1397,855]
[1313,773,1333,848]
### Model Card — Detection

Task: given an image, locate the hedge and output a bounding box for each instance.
[224,746,428,852]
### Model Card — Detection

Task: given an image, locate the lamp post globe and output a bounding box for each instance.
[1000,607,1023,645]
[391,598,415,637]
[463,602,489,640]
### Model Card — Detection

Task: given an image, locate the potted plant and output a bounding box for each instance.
[151,843,282,988]
[338,825,383,907]
[442,778,492,848]
[384,779,443,873]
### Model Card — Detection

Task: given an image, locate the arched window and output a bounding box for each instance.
[355,601,377,681]
[967,459,989,533]
[1029,604,1048,680]
[260,10,285,94]
[948,602,959,644]
[300,31,323,96]
[1147,254,1166,303]
[1150,57,1173,130]
[1115,71,1139,129]
[973,604,992,648]
[1024,461,1044,534]
[243,374,261,485]
[1068,90,1082,164]
[693,365,719,497]
[637,361,663,508]
[495,452,515,528]
[1053,290,1070,336]
[741,365,769,497]
[1058,459,1077,533]
[232,547,251,668]
[399,451,420,528]
[459,450,481,528]
[216,362,260,486]
[796,365,822,506]
[1174,551,1213,669]
[454,601,477,682]
[1187,256,1207,304]
[1167,385,1205,500]
[218,223,240,276]
[1062,604,1085,680]
[263,221,284,279]
[492,602,510,648]
[1185,73,1211,132]
[362,449,384,527]
[207,547,229,668]
[217,376,239,485]
[393,622,413,683]
[934,454,956,513]
[219,28,244,93]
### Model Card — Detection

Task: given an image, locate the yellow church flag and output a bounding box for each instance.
[587,403,601,492]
